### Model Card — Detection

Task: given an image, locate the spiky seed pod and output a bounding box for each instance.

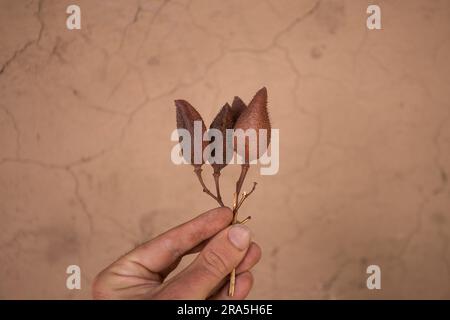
[209,103,234,173]
[233,87,271,164]
[174,99,208,167]
[230,96,247,123]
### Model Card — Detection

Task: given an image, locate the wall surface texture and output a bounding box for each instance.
[1,0,450,299]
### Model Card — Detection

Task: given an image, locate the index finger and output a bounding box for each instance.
[125,207,233,275]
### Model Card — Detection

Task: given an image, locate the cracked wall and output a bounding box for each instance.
[1,0,450,299]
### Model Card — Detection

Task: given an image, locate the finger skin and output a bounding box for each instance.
[236,242,261,274]
[161,225,260,279]
[126,207,232,275]
[206,242,262,296]
[157,225,251,299]
[210,271,254,300]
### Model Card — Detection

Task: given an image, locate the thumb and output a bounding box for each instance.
[159,224,251,299]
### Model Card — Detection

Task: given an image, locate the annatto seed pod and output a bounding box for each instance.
[209,103,234,173]
[233,87,271,164]
[174,99,208,168]
[230,96,247,123]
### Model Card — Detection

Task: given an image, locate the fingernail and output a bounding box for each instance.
[228,224,251,250]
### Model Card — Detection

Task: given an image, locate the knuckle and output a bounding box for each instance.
[201,250,229,279]
[161,236,183,260]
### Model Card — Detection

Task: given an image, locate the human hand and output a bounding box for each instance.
[92,207,261,299]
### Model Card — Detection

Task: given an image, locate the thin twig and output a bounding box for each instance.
[234,164,249,209]
[229,165,251,296]
[239,216,251,224]
[213,171,224,206]
[228,192,239,296]
[194,166,223,206]
[228,268,236,296]
[235,182,257,212]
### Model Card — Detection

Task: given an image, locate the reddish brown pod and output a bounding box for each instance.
[233,87,271,164]
[230,96,247,123]
[209,103,234,174]
[175,99,208,168]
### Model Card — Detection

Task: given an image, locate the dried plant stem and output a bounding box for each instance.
[235,164,250,200]
[240,216,251,224]
[213,171,224,207]
[228,164,256,296]
[194,166,224,207]
[228,192,239,296]
[235,182,257,212]
[228,268,236,296]
[232,192,238,219]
